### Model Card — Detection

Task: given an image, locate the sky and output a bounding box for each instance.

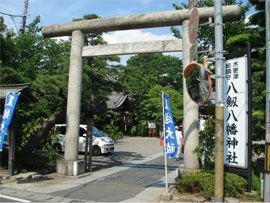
[0,0,255,64]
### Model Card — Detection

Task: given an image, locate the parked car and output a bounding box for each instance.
[53,124,114,156]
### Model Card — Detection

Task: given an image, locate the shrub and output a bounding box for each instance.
[224,172,248,198]
[41,130,59,163]
[194,118,215,169]
[176,171,214,199]
[130,126,137,136]
[103,124,123,139]
[251,170,261,196]
[175,170,248,199]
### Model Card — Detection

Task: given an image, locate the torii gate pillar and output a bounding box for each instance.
[57,30,85,176]
[182,20,200,169]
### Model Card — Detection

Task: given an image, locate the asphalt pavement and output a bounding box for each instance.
[0,137,184,202]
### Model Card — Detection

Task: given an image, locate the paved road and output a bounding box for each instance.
[51,155,182,202]
[51,137,183,202]
[1,137,184,202]
[82,136,165,172]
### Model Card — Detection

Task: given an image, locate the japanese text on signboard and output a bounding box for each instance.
[224,56,248,168]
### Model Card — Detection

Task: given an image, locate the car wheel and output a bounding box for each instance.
[92,146,101,156]
[53,143,62,153]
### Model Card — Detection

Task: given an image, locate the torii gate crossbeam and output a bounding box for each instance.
[82,39,182,57]
[42,5,240,38]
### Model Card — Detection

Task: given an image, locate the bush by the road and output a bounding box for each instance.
[175,170,247,200]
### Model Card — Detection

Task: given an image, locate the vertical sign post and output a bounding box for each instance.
[214,0,224,202]
[264,0,270,202]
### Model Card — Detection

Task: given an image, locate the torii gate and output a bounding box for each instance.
[42,5,240,176]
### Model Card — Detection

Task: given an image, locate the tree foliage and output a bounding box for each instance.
[1,16,71,159]
[118,53,183,126]
[226,0,267,142]
[0,14,122,159]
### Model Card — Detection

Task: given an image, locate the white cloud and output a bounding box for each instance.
[245,12,253,24]
[244,12,259,28]
[52,36,70,42]
[102,29,175,44]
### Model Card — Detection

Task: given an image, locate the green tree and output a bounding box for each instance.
[172,0,251,52]
[0,16,69,158]
[226,0,266,148]
[118,53,183,127]
[72,14,121,107]
[3,17,73,159]
[0,14,123,159]
[141,85,183,122]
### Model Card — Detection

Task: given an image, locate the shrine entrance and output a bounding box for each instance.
[41,6,240,176]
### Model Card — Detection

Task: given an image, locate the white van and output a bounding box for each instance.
[53,124,114,156]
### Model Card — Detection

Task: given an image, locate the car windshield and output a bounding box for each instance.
[93,127,105,137]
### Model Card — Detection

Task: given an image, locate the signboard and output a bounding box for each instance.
[224,56,248,168]
[188,8,199,44]
[189,0,199,10]
[148,122,156,129]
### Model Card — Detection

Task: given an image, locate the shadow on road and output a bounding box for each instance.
[90,151,145,172]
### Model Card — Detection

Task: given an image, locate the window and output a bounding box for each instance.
[80,127,87,137]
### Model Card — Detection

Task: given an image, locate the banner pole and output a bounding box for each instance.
[162,91,168,192]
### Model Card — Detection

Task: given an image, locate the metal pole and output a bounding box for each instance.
[247,43,252,193]
[84,116,93,172]
[264,0,270,202]
[214,0,224,202]
[162,91,168,192]
[88,117,93,173]
[8,111,15,176]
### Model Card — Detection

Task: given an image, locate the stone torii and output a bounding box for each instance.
[42,5,240,176]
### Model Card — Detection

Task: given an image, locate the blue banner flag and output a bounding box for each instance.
[0,93,20,151]
[163,93,178,158]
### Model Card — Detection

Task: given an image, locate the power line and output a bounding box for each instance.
[0,12,23,34]
[0,11,23,18]
[10,16,19,33]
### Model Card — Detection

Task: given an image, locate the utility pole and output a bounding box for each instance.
[20,0,28,34]
[264,0,270,202]
[214,0,224,202]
